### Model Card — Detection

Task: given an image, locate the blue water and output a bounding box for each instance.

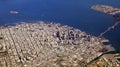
[0,0,120,52]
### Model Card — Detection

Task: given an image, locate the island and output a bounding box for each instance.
[91,5,120,15]
[9,10,19,15]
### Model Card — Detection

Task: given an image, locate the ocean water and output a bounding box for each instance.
[0,0,120,52]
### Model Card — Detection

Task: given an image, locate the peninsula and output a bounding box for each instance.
[0,21,114,67]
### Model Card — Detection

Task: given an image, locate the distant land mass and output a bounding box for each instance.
[91,5,120,15]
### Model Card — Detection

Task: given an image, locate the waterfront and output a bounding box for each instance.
[0,0,120,52]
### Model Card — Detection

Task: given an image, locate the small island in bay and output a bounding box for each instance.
[9,10,19,15]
